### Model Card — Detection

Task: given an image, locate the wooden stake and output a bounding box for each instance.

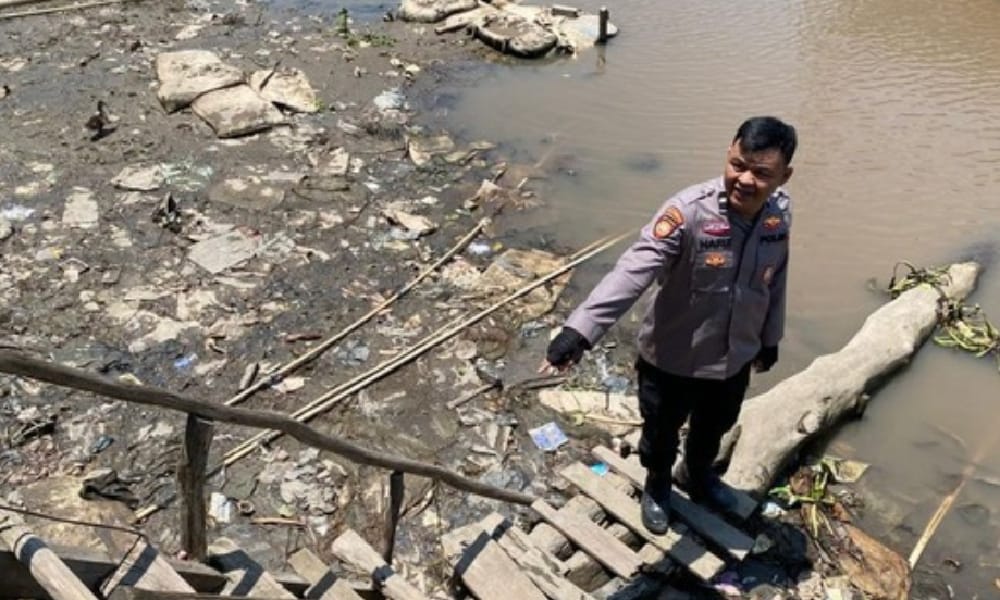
[178,414,213,562]
[597,7,609,44]
[383,472,405,564]
[0,518,101,600]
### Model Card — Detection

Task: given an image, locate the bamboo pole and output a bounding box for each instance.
[221,231,631,467]
[0,350,536,506]
[224,218,490,408]
[0,0,135,20]
[0,517,101,600]
[382,471,405,564]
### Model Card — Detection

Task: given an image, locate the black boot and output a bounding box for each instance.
[640,472,671,535]
[676,461,739,515]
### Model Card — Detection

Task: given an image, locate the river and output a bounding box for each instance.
[417,0,1000,594]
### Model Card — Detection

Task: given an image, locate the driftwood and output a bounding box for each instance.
[0,350,535,506]
[723,262,981,495]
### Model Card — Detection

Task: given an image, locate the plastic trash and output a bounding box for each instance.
[590,462,609,476]
[173,353,198,371]
[1,204,35,221]
[529,422,568,452]
[90,435,114,454]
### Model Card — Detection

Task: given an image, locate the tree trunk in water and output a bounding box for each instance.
[723,262,981,496]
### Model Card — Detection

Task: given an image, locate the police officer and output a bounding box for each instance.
[541,116,796,534]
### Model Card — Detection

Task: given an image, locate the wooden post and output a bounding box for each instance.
[382,471,405,564]
[597,7,609,44]
[178,414,213,562]
[0,519,101,600]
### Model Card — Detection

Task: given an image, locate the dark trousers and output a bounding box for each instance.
[636,358,751,481]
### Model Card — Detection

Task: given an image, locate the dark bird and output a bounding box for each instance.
[85,100,115,141]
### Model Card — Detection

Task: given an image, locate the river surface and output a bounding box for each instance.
[293,0,1000,592]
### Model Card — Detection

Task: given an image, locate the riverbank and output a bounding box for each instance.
[0,1,926,598]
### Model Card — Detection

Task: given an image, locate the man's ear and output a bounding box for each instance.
[780,166,794,186]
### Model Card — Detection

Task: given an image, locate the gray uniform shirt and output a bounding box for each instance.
[565,176,791,380]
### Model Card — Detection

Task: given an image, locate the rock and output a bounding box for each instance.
[313,147,350,177]
[208,177,285,211]
[0,218,12,241]
[155,50,244,113]
[187,230,260,274]
[383,205,436,237]
[398,0,478,23]
[280,480,310,504]
[249,68,320,113]
[538,388,641,436]
[407,134,455,167]
[62,187,99,229]
[112,164,164,191]
[374,88,406,112]
[477,13,558,58]
[191,85,285,138]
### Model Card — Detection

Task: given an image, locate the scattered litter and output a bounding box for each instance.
[62,187,99,229]
[187,230,260,274]
[407,134,455,167]
[590,462,609,476]
[336,339,370,366]
[209,492,234,523]
[275,376,307,394]
[467,240,492,256]
[383,205,436,237]
[761,501,787,518]
[538,388,641,436]
[112,164,164,191]
[0,204,35,221]
[374,88,406,112]
[821,456,870,484]
[239,363,260,391]
[173,353,198,371]
[529,421,568,452]
[0,218,12,241]
[90,435,114,454]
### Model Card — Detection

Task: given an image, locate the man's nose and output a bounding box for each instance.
[737,170,755,187]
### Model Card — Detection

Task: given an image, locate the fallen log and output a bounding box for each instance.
[723,261,981,496]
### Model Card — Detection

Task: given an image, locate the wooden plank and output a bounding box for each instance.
[530,500,641,579]
[329,530,427,600]
[178,415,213,562]
[0,547,310,600]
[287,549,364,600]
[207,538,294,598]
[453,532,547,600]
[108,590,284,600]
[100,539,195,596]
[481,515,593,600]
[559,463,726,580]
[593,447,754,560]
[615,437,756,520]
[0,520,100,600]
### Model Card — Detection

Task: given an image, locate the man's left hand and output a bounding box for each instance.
[753,346,778,373]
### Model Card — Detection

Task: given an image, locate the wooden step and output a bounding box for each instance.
[530,500,642,579]
[0,519,100,600]
[101,538,195,596]
[592,446,754,560]
[330,530,427,600]
[287,549,364,600]
[207,538,294,598]
[619,432,757,520]
[559,463,726,580]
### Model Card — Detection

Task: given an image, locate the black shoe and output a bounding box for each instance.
[640,473,671,535]
[688,473,740,515]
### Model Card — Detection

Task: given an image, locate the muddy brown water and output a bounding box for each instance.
[411,0,1000,594]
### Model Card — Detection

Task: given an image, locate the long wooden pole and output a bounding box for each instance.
[0,350,536,506]
[0,518,101,600]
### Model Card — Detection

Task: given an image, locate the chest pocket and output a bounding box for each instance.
[752,232,788,290]
[691,250,735,293]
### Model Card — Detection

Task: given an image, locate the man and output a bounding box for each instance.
[541,116,796,534]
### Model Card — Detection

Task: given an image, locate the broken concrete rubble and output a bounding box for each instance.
[155,49,244,113]
[191,84,286,138]
[249,68,320,114]
[187,230,260,274]
[398,0,479,23]
[111,164,165,192]
[62,187,99,229]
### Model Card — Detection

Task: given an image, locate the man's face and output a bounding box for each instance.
[723,141,792,217]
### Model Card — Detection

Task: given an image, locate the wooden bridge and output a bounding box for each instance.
[0,351,760,600]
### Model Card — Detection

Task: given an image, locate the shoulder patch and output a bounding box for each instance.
[763,215,783,231]
[653,206,684,239]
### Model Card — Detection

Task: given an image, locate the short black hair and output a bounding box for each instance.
[733,116,797,165]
